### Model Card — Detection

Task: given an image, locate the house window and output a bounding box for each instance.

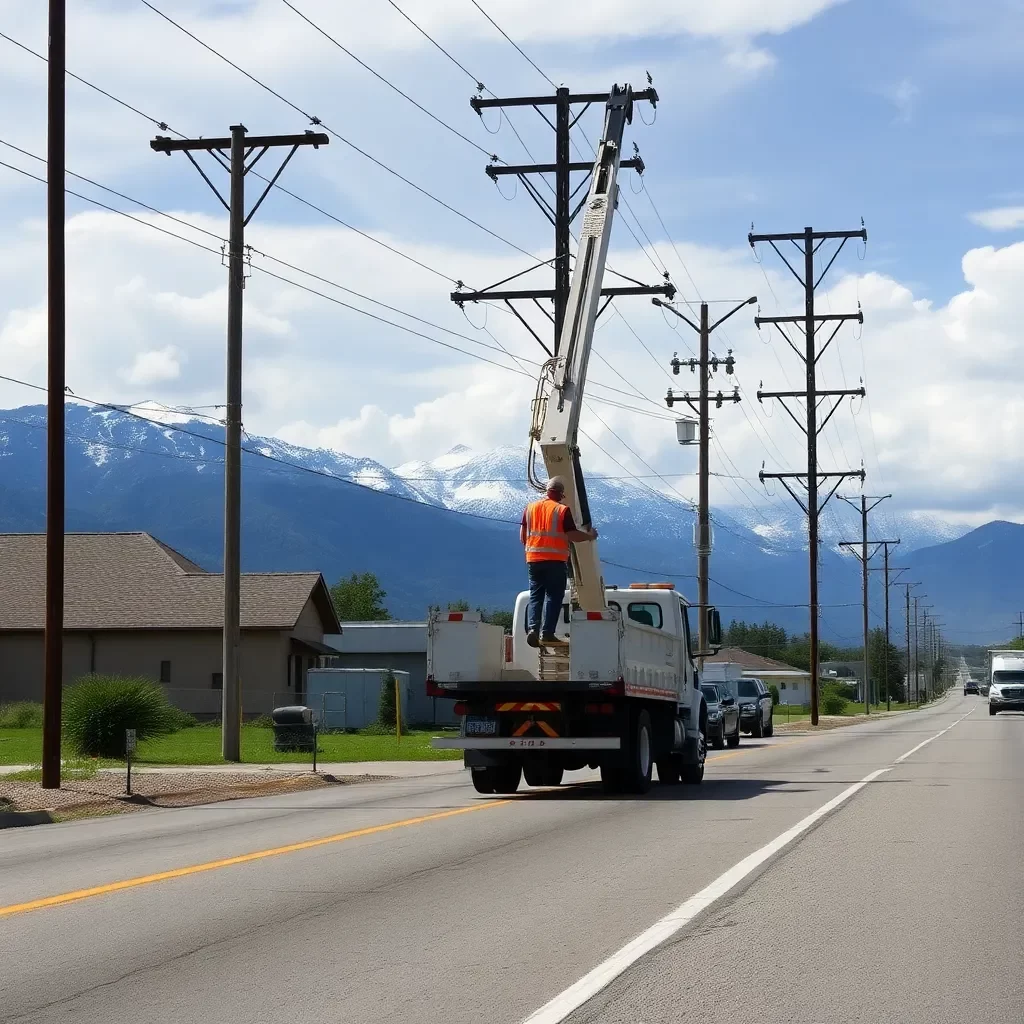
[781,681,787,690]
[159,660,171,683]
[212,672,223,690]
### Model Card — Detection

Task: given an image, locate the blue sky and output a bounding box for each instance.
[1,0,1023,528]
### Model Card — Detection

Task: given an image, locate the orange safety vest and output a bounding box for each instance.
[524,498,570,563]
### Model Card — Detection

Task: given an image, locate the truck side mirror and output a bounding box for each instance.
[706,607,722,647]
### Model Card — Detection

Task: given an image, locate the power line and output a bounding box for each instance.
[279,0,502,160]
[139,0,540,260]
[468,0,556,88]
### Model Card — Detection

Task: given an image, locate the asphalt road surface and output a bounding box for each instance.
[3,694,1021,1024]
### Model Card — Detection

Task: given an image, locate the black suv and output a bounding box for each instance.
[964,679,979,695]
[729,677,774,738]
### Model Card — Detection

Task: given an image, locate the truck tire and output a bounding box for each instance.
[710,730,725,750]
[681,730,706,784]
[764,713,774,738]
[623,709,654,794]
[524,762,564,787]
[989,705,997,716]
[470,767,496,794]
[472,765,522,794]
[751,713,764,739]
[727,723,741,748]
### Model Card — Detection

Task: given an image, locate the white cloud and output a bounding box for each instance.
[968,206,1024,231]
[884,78,920,122]
[120,346,184,387]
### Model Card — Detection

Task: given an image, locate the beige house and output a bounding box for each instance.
[0,533,340,715]
[704,646,813,704]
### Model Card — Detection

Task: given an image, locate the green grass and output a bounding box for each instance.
[774,701,919,724]
[0,725,461,766]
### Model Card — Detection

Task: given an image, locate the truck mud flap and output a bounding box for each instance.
[432,737,621,751]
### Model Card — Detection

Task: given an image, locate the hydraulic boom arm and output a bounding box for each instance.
[531,85,635,611]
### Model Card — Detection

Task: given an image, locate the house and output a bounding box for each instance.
[323,622,457,726]
[703,646,813,704]
[0,533,340,715]
[820,661,864,701]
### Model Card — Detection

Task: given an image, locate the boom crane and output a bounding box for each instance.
[529,85,636,612]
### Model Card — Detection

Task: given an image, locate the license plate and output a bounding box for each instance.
[465,716,498,736]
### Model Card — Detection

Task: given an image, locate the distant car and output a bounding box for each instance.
[701,683,740,749]
[964,680,979,695]
[980,682,991,697]
[724,677,774,738]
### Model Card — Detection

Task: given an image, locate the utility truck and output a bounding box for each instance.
[428,85,721,794]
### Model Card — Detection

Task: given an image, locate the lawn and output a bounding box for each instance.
[0,725,461,767]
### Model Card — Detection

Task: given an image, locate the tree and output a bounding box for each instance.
[868,627,905,702]
[330,572,389,622]
[482,609,514,632]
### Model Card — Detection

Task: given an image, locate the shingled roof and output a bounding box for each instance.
[704,646,810,675]
[0,533,340,633]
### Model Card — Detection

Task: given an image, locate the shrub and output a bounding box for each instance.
[249,714,274,729]
[167,706,199,730]
[767,684,780,707]
[63,675,178,758]
[820,683,848,716]
[377,670,400,732]
[0,701,44,728]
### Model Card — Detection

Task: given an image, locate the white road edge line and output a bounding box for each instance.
[522,705,976,1024]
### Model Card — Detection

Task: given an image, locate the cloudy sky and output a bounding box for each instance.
[1,0,1023,530]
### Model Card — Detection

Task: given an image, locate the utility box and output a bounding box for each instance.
[305,668,411,730]
[271,706,315,753]
[675,417,698,445]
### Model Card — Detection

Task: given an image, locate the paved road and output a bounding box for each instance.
[2,695,1019,1024]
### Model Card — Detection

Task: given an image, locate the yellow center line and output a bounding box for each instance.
[0,799,512,919]
[2,731,823,920]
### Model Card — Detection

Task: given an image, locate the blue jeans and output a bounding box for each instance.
[527,560,567,637]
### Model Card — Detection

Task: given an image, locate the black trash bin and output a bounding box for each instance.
[271,706,315,753]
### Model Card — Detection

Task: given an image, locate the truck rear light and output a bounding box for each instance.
[448,612,464,621]
[426,677,445,697]
[606,677,625,696]
[453,702,468,716]
[584,702,615,715]
[586,611,604,620]
[504,635,513,662]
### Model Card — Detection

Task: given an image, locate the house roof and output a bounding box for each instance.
[704,646,810,676]
[0,532,340,633]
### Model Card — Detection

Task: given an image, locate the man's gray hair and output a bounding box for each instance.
[546,476,566,495]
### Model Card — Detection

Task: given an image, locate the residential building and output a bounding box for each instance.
[703,646,813,704]
[0,532,340,715]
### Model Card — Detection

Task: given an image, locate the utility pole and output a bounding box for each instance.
[869,546,907,709]
[453,86,672,354]
[656,296,755,658]
[750,224,867,725]
[838,494,895,715]
[42,0,66,790]
[151,126,328,761]
[897,582,921,707]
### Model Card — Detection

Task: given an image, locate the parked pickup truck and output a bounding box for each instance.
[427,583,720,795]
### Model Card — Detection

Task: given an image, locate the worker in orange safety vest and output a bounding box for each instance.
[520,476,598,647]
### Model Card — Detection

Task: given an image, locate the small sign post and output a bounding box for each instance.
[125,728,137,795]
[395,675,402,744]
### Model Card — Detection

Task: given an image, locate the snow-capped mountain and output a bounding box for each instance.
[0,403,1010,638]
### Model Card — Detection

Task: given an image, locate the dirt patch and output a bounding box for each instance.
[0,771,389,822]
[773,711,911,733]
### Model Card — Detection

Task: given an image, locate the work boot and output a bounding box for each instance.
[526,630,540,648]
[541,634,566,646]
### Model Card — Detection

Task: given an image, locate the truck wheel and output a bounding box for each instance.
[624,709,654,793]
[764,713,774,738]
[656,758,681,784]
[472,765,521,794]
[989,705,997,716]
[681,731,706,784]
[727,724,741,748]
[751,714,764,739]
[711,731,725,750]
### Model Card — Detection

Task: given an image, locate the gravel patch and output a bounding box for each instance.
[0,771,388,821]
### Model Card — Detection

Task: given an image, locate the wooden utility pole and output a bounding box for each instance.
[453,86,670,354]
[838,494,895,714]
[869,546,907,709]
[42,0,66,790]
[750,224,867,725]
[656,296,754,658]
[151,127,327,760]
